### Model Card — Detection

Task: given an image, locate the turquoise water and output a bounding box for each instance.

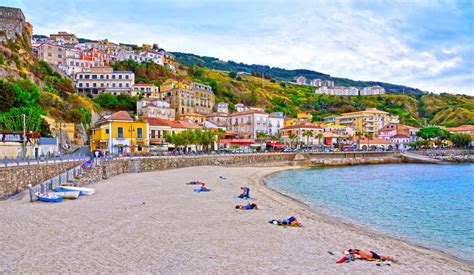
[267,164,474,261]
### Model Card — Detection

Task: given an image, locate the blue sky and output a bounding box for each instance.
[5,0,474,95]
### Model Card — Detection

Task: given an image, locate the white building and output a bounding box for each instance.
[137,98,175,120]
[359,85,386,95]
[310,79,322,87]
[132,83,160,97]
[75,66,135,96]
[268,115,284,136]
[315,86,359,96]
[295,76,307,85]
[217,102,229,114]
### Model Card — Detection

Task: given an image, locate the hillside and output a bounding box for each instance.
[172,52,425,95]
[0,31,98,137]
[182,66,473,127]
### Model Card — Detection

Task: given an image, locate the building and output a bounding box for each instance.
[280,123,324,148]
[310,79,322,87]
[162,51,176,70]
[390,134,410,150]
[295,76,306,85]
[80,48,109,66]
[205,112,230,129]
[160,79,215,117]
[297,112,313,123]
[137,98,175,120]
[334,108,399,136]
[90,111,149,155]
[0,131,40,158]
[132,83,160,97]
[142,117,202,150]
[217,102,229,114]
[118,50,164,65]
[446,125,474,135]
[321,80,335,88]
[359,85,386,95]
[49,31,78,45]
[228,110,269,139]
[75,66,135,96]
[38,137,59,157]
[234,103,264,113]
[315,86,359,96]
[179,113,206,124]
[268,115,285,136]
[35,43,67,67]
[353,136,394,151]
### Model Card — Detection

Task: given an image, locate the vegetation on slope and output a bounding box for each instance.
[172,52,425,94]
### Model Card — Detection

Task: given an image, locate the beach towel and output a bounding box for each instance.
[194,188,211,193]
[233,195,254,201]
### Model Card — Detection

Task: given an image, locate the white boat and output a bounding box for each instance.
[48,191,81,199]
[60,186,95,196]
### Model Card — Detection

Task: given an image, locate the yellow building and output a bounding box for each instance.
[178,113,206,124]
[297,112,313,123]
[284,118,300,127]
[334,108,399,136]
[41,116,82,145]
[90,111,149,155]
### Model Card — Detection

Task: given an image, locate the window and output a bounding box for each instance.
[117,127,124,138]
[100,75,104,79]
[85,75,90,79]
[119,75,122,79]
[125,75,129,79]
[112,75,116,79]
[105,129,109,134]
[119,83,122,88]
[137,128,143,139]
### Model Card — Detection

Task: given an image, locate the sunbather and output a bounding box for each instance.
[269,216,302,227]
[235,202,258,210]
[199,183,210,191]
[187,180,204,185]
[238,187,250,199]
[337,249,396,263]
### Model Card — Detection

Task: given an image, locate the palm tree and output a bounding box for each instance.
[303,130,313,149]
[256,132,266,143]
[364,132,373,151]
[356,131,363,150]
[288,133,297,149]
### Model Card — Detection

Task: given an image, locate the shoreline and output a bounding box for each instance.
[259,166,474,267]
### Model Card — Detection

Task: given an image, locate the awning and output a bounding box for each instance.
[266,141,285,148]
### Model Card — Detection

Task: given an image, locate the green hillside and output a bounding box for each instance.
[172,52,425,95]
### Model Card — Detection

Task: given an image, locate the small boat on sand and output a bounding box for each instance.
[48,191,80,199]
[60,186,95,196]
[35,192,63,203]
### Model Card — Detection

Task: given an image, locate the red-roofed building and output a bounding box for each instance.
[280,123,324,148]
[228,110,270,140]
[390,134,411,150]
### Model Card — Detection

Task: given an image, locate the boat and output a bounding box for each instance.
[48,191,80,199]
[59,186,95,196]
[54,187,82,195]
[35,192,63,203]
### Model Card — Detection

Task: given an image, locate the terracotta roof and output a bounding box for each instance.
[392,134,410,138]
[206,112,229,117]
[281,123,323,130]
[229,110,268,116]
[133,83,155,87]
[353,137,392,144]
[107,111,133,121]
[446,125,474,132]
[143,117,202,129]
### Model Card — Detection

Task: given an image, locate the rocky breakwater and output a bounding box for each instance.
[307,151,401,166]
[0,160,83,199]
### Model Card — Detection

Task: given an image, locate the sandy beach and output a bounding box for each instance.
[1,165,472,273]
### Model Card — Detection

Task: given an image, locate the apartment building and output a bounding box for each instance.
[137,98,175,120]
[228,110,269,140]
[280,123,324,146]
[132,83,160,97]
[295,76,306,85]
[205,112,230,129]
[315,86,359,96]
[359,85,386,95]
[334,108,399,135]
[75,66,135,96]
[216,102,229,113]
[35,43,66,66]
[49,31,78,45]
[269,115,284,136]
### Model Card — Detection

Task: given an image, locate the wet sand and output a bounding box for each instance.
[1,165,472,273]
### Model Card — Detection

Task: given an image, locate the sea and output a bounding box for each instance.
[266,163,474,261]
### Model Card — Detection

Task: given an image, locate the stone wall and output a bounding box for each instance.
[0,6,26,41]
[0,161,82,199]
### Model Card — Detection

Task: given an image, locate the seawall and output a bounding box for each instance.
[0,160,83,199]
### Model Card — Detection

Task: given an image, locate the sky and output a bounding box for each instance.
[5,0,474,95]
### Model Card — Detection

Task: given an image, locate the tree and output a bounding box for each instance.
[450,133,472,148]
[303,130,313,148]
[228,71,237,79]
[356,131,363,150]
[364,132,373,151]
[216,128,226,151]
[288,133,297,148]
[315,132,323,149]
[256,131,266,143]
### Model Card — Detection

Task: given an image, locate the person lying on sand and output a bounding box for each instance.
[337,249,397,263]
[235,203,258,210]
[238,187,250,199]
[269,216,302,227]
[199,183,210,191]
[187,180,204,185]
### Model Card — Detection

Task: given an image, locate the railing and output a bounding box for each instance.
[1,153,90,168]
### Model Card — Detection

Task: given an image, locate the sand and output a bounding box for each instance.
[1,165,472,273]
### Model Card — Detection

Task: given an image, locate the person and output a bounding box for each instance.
[235,203,258,210]
[187,180,204,185]
[337,249,396,263]
[199,183,210,191]
[238,187,250,199]
[269,216,302,227]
